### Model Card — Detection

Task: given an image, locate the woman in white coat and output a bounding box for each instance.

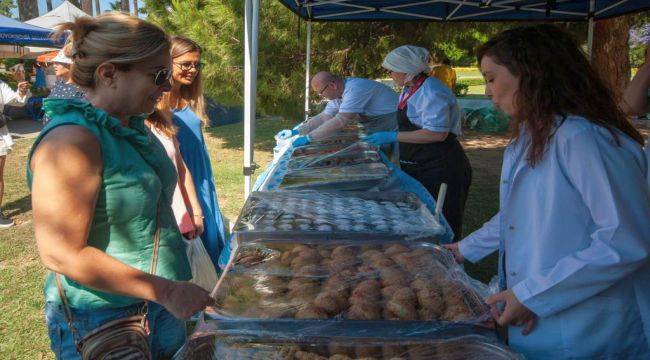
[445,25,650,359]
[0,79,29,228]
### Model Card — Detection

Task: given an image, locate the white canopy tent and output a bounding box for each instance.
[23,0,87,56]
[25,0,88,30]
[241,0,650,199]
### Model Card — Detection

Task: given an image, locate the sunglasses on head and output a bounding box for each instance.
[174,62,203,71]
[153,68,172,86]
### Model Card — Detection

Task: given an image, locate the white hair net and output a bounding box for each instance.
[382,45,431,81]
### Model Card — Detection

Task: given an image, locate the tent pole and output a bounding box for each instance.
[243,0,260,199]
[304,21,312,121]
[587,0,595,61]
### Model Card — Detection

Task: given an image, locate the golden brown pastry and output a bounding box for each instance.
[385,298,418,320]
[384,243,410,255]
[295,304,329,319]
[331,245,357,259]
[355,345,382,358]
[346,301,382,320]
[416,287,445,317]
[381,285,408,299]
[390,287,416,303]
[351,279,382,299]
[314,291,347,315]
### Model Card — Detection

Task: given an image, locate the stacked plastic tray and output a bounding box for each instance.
[175,132,521,359]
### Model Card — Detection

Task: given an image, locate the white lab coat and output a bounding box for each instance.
[460,115,650,359]
[0,80,29,150]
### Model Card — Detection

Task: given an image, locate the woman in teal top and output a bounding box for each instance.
[29,14,212,359]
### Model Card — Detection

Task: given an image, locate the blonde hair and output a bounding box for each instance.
[158,36,208,125]
[146,109,177,137]
[54,12,170,89]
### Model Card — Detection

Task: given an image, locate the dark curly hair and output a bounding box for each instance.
[477,24,644,166]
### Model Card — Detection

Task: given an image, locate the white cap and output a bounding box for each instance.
[382,45,431,76]
[51,48,73,65]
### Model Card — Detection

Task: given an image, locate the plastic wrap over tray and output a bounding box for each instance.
[287,142,382,170]
[279,163,391,191]
[174,328,522,360]
[232,191,446,239]
[208,239,490,326]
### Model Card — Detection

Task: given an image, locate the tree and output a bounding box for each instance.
[133,0,139,15]
[68,0,81,8]
[17,0,39,21]
[45,0,53,12]
[144,0,514,118]
[0,0,15,17]
[94,0,101,15]
[121,0,130,13]
[81,0,93,15]
[592,17,631,101]
[109,1,121,11]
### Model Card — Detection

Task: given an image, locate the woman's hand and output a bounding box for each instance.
[159,281,213,320]
[442,242,465,264]
[486,289,538,335]
[192,214,204,237]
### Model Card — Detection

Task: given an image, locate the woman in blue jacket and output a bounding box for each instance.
[445,25,650,359]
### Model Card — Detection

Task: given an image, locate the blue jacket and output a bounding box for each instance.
[460,115,650,359]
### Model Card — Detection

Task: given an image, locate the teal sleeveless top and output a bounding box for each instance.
[27,99,191,309]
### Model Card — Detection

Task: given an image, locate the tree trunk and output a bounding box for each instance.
[81,0,93,15]
[17,0,39,21]
[94,0,101,15]
[592,17,631,101]
[45,0,53,12]
[68,0,81,8]
[133,0,138,15]
[120,0,130,13]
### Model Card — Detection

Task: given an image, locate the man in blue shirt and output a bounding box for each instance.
[277,71,398,147]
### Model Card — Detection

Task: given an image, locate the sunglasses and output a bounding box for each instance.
[153,68,172,86]
[174,62,203,71]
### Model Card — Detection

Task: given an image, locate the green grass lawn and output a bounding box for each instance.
[0,118,504,358]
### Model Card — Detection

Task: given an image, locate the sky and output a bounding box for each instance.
[11,0,140,18]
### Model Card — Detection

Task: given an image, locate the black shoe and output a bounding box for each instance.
[0,212,14,229]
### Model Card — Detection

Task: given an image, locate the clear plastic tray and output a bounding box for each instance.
[209,239,489,325]
[291,141,375,158]
[232,191,446,238]
[174,331,522,360]
[279,163,390,191]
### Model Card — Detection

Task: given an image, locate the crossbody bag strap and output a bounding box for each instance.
[54,201,162,350]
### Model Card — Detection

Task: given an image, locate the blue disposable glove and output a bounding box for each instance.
[292,135,311,147]
[362,131,398,146]
[276,129,298,140]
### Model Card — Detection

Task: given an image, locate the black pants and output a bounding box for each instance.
[401,148,472,241]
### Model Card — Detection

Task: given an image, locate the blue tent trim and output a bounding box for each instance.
[278,0,650,22]
[0,15,61,47]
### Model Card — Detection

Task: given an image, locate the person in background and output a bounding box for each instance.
[43,46,86,125]
[444,25,649,359]
[365,45,471,241]
[145,108,204,241]
[276,71,399,149]
[45,62,57,89]
[29,13,212,359]
[33,62,47,92]
[157,36,227,266]
[431,53,457,90]
[10,60,25,83]
[0,79,30,228]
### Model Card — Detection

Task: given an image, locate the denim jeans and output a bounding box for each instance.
[45,301,186,359]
